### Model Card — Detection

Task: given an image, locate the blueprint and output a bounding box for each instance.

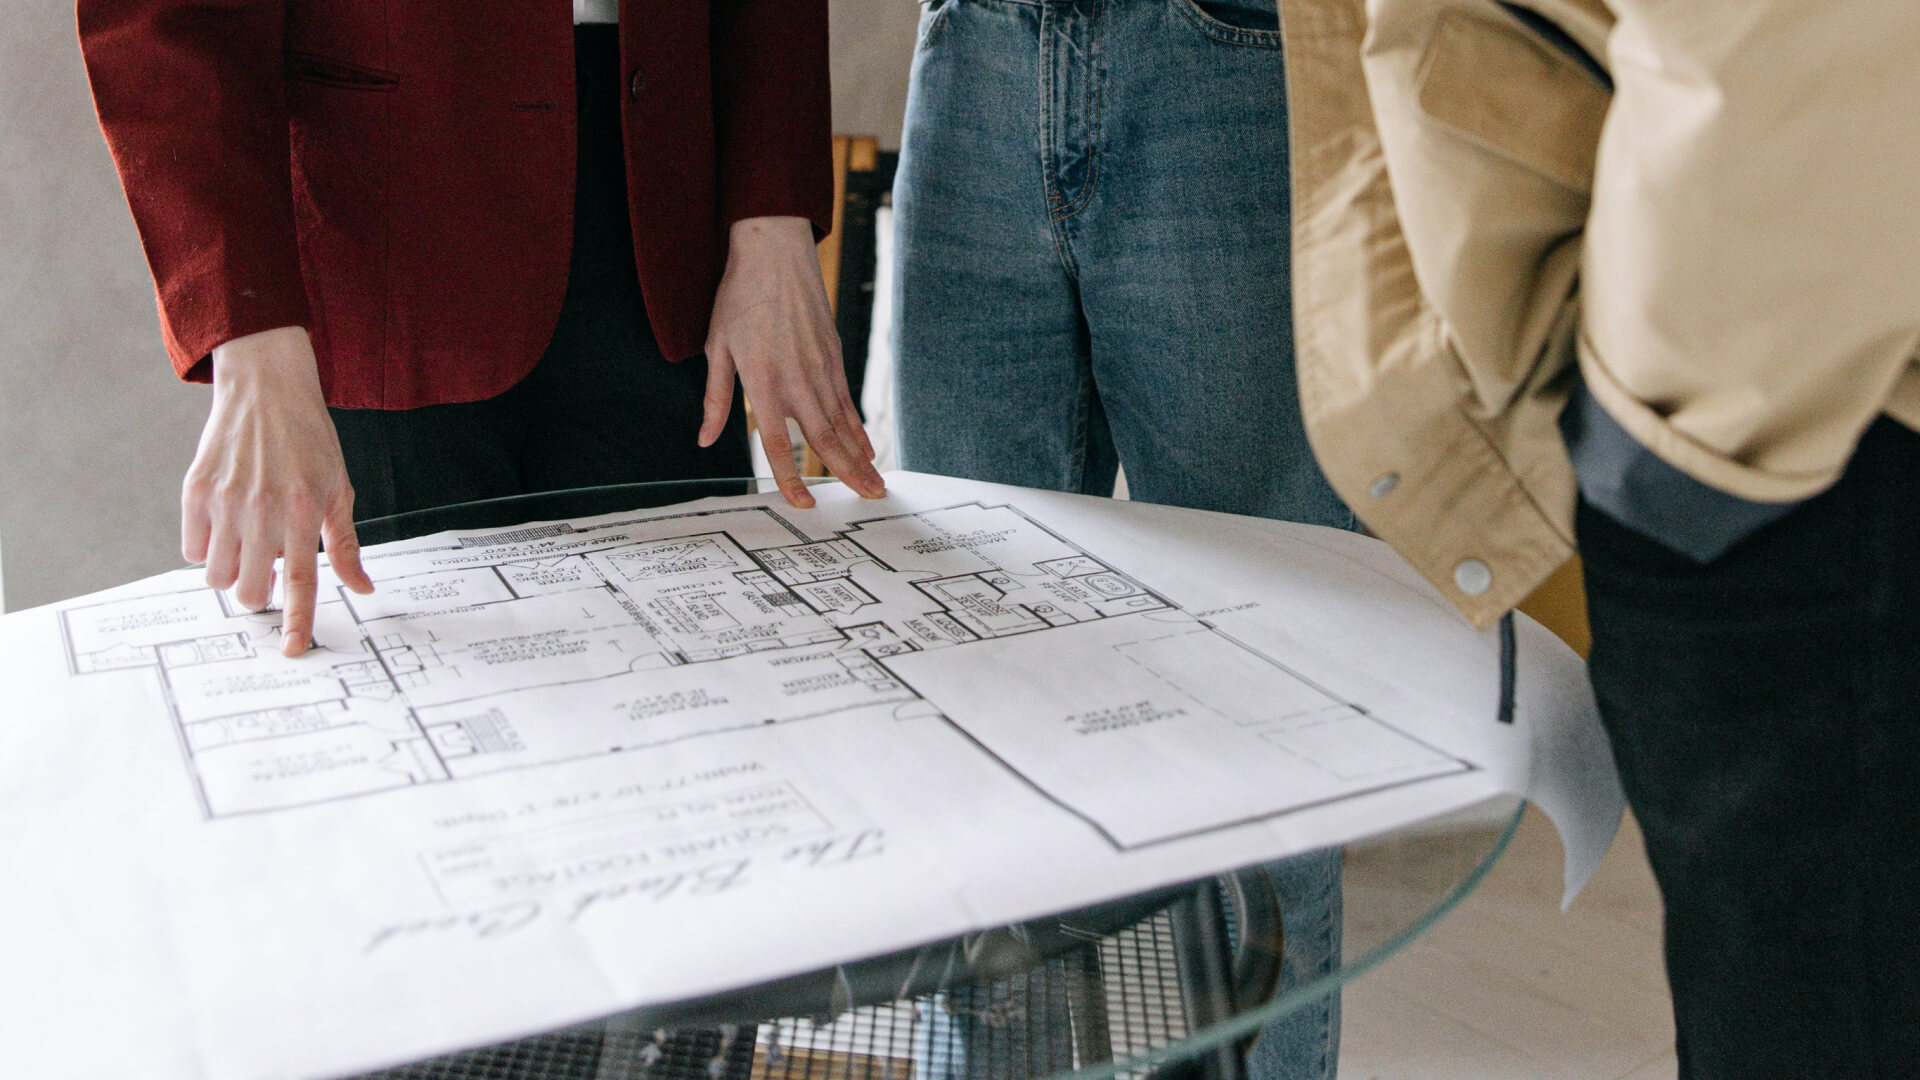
[0,473,1622,1080]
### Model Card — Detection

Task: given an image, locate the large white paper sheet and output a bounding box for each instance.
[0,474,1622,1079]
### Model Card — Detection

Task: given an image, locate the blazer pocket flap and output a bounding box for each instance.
[1415,9,1609,191]
[285,51,399,91]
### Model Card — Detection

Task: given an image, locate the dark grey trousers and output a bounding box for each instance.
[1580,417,1920,1079]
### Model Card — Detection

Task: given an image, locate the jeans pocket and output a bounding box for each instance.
[917,0,959,52]
[1172,0,1284,47]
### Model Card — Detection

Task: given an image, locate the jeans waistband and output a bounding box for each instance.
[943,0,1280,16]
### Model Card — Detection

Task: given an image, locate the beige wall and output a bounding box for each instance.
[0,2,917,612]
[0,5,208,612]
[831,0,921,152]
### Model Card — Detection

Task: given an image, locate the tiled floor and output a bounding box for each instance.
[1340,809,1676,1080]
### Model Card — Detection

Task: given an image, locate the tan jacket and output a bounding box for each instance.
[1281,0,1920,627]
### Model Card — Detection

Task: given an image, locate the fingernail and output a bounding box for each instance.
[282,632,307,656]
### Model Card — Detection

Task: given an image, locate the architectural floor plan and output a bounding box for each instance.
[59,498,1466,847]
[2,474,1619,1080]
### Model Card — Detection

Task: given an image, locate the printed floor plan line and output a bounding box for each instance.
[59,502,1471,848]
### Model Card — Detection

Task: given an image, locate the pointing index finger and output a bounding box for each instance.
[280,536,321,658]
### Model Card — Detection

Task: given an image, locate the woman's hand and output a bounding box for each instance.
[182,326,375,657]
[702,216,886,509]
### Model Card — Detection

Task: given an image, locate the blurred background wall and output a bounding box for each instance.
[830,0,919,152]
[0,3,208,612]
[0,1,920,611]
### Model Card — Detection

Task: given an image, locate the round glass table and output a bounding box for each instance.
[349,479,1523,1080]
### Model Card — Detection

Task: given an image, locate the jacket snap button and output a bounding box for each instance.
[1453,558,1493,596]
[1368,472,1400,499]
[628,67,645,100]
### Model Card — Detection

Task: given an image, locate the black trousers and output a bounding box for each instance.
[1579,418,1920,1080]
[331,25,750,523]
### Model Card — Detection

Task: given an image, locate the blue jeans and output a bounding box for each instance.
[894,1,1349,1075]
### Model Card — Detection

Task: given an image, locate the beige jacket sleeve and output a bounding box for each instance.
[1285,0,1614,626]
[1287,0,1918,626]
[1580,0,1920,502]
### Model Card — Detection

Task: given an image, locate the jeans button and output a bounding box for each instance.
[628,66,645,100]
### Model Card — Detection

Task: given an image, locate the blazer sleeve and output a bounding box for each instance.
[77,0,311,383]
[708,0,835,240]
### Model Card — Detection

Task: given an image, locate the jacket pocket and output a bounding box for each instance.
[1414,8,1608,191]
[285,51,398,92]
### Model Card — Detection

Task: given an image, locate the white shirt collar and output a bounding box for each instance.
[574,0,618,24]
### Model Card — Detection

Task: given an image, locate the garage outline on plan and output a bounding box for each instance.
[59,500,1470,849]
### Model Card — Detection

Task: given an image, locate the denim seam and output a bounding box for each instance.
[1055,0,1104,224]
[1317,965,1338,1076]
[1044,0,1105,226]
[1037,3,1078,276]
[1171,0,1285,48]
[1309,870,1340,1076]
[1039,0,1060,216]
[1065,352,1098,491]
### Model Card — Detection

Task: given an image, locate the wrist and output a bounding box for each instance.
[727,216,815,259]
[210,326,318,390]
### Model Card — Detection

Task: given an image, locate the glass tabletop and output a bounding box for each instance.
[351,478,1523,1080]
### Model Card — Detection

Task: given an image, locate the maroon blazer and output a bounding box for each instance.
[77,0,833,410]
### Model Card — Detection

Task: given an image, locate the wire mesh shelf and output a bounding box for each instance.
[361,893,1253,1080]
